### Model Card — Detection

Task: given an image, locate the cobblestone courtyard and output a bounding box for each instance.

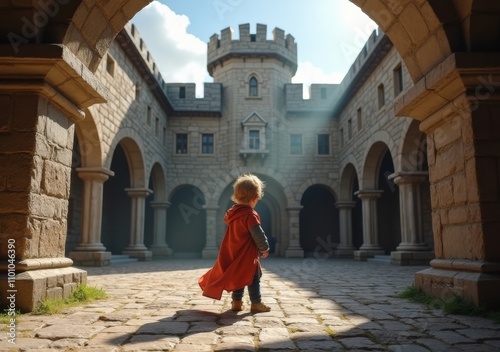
[2,258,500,351]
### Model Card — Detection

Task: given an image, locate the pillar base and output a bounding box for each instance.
[202,248,219,259]
[69,251,112,267]
[415,259,500,309]
[122,250,153,261]
[150,246,173,259]
[391,251,434,266]
[0,265,87,312]
[285,247,304,258]
[353,249,385,261]
[334,247,355,258]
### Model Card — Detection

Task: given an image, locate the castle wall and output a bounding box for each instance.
[68,20,433,261]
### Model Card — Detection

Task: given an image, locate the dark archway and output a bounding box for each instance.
[167,186,206,257]
[101,144,131,254]
[377,150,401,253]
[300,185,339,257]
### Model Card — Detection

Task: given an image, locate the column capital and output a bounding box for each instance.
[389,171,428,185]
[76,167,115,182]
[125,188,152,198]
[203,205,220,211]
[0,44,106,122]
[150,201,171,209]
[354,190,383,200]
[286,205,303,212]
[335,201,356,209]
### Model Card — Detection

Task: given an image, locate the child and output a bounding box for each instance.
[198,174,271,313]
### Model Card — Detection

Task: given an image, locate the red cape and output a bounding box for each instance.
[198,204,261,300]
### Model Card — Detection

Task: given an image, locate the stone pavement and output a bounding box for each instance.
[1,257,500,351]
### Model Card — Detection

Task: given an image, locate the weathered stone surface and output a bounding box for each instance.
[35,324,105,339]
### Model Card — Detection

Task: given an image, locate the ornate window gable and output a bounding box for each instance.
[240,111,269,161]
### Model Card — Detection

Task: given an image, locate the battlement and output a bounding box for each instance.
[285,84,340,117]
[165,83,222,115]
[207,23,297,76]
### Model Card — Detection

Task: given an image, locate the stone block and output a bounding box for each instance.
[43,160,70,198]
[7,152,32,192]
[1,266,87,312]
[46,286,63,300]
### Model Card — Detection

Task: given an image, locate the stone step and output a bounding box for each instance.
[367,255,391,264]
[110,254,138,264]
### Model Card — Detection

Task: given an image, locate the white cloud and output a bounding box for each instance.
[131,2,210,97]
[292,61,343,99]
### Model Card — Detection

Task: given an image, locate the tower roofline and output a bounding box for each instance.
[207,23,297,77]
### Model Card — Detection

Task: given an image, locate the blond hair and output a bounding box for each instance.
[231,174,265,203]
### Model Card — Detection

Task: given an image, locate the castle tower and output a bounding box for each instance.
[206,23,298,167]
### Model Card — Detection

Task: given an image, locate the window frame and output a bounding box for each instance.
[317,133,330,155]
[175,133,188,154]
[201,133,215,155]
[290,134,303,155]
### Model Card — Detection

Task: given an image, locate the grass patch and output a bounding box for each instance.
[32,284,107,315]
[398,285,500,323]
[0,311,20,325]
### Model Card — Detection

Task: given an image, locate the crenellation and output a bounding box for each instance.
[165,83,222,113]
[221,27,233,44]
[256,23,266,41]
[273,27,285,45]
[207,24,298,77]
[285,83,339,115]
[239,24,250,41]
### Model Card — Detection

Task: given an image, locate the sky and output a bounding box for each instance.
[131,0,377,97]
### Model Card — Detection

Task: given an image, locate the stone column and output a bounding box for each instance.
[334,201,356,257]
[285,206,304,258]
[149,201,172,259]
[123,188,153,261]
[389,171,434,265]
[0,45,106,311]
[69,167,114,266]
[353,190,384,260]
[202,205,220,259]
[396,53,500,308]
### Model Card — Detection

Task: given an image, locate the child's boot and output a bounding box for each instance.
[231,300,243,311]
[250,302,271,313]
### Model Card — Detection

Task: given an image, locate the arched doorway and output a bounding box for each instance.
[167,186,206,257]
[101,144,131,254]
[377,150,401,253]
[300,185,339,257]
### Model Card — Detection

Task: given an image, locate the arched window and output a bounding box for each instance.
[249,77,258,97]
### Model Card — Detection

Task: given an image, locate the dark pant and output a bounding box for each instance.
[231,267,261,304]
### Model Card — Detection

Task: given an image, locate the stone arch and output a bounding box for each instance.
[148,162,167,202]
[167,177,210,205]
[106,130,147,188]
[339,163,360,201]
[211,166,293,207]
[360,131,396,189]
[74,109,103,167]
[295,176,337,204]
[63,1,152,71]
[398,119,427,171]
[144,162,166,249]
[350,0,455,82]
